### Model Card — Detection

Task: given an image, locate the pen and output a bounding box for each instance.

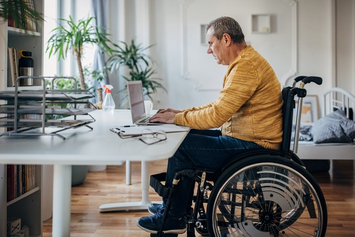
[123,125,136,127]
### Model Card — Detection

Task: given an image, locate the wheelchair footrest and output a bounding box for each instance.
[150,234,178,237]
[150,172,171,199]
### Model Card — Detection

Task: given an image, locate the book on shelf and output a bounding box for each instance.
[7,47,19,87]
[7,164,36,202]
[7,0,38,32]
[7,12,15,28]
[24,0,37,32]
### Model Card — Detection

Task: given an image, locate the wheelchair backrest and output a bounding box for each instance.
[281,85,308,153]
[281,87,296,152]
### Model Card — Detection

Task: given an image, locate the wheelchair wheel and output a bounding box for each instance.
[206,155,327,237]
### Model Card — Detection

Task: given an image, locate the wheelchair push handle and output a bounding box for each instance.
[302,76,323,85]
[293,76,323,87]
[293,75,307,83]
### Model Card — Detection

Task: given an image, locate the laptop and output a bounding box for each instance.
[127,81,159,125]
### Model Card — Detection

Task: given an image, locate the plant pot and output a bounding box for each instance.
[88,165,106,172]
[71,165,89,186]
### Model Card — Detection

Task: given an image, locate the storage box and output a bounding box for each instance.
[21,225,30,237]
[7,217,21,236]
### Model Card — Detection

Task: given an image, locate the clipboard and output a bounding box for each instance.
[110,124,190,138]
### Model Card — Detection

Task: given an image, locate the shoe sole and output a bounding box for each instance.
[137,222,186,234]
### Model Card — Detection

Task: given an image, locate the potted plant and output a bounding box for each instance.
[0,0,43,30]
[107,39,166,103]
[46,15,114,90]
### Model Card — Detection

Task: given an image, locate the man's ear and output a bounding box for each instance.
[223,33,232,46]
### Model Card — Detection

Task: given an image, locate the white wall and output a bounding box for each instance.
[297,0,334,98]
[336,0,355,93]
[108,0,353,112]
[149,0,295,109]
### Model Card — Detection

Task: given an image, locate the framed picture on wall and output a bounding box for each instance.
[302,95,319,124]
[293,95,319,124]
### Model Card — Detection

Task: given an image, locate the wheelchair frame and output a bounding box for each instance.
[148,76,327,237]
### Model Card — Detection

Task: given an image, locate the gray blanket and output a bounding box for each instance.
[312,109,355,144]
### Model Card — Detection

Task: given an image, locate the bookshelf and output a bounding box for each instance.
[0,0,44,236]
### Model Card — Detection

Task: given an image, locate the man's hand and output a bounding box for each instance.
[149,108,182,124]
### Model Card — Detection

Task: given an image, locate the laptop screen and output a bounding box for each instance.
[127,81,146,123]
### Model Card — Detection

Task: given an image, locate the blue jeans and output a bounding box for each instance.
[164,129,263,217]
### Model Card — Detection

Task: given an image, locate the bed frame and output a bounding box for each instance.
[296,87,355,160]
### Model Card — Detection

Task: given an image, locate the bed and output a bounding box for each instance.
[294,87,355,161]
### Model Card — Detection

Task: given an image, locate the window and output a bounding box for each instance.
[43,0,93,78]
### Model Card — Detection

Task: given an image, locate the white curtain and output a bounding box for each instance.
[91,0,109,101]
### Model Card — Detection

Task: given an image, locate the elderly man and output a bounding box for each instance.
[137,16,283,234]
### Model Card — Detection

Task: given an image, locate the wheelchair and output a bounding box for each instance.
[149,76,328,237]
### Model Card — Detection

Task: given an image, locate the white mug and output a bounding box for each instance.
[144,100,153,115]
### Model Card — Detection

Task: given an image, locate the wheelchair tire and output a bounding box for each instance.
[206,155,327,237]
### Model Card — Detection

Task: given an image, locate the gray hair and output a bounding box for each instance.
[207,16,245,44]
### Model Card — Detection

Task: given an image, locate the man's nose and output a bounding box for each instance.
[207,48,212,54]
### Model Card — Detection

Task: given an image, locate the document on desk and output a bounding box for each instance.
[112,124,190,136]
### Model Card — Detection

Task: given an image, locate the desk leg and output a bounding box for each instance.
[126,160,131,185]
[99,161,157,212]
[52,165,72,237]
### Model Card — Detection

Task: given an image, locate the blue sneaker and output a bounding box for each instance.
[137,211,187,234]
[148,203,164,215]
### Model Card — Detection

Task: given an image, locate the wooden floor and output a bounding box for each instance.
[43,160,355,237]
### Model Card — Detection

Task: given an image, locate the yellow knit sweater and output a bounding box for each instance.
[174,46,283,150]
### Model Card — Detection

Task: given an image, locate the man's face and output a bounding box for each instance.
[206,28,226,65]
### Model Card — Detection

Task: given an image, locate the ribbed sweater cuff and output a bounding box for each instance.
[174,113,183,125]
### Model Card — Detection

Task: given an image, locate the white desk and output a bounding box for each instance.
[0,110,188,237]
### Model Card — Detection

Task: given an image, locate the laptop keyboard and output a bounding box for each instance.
[139,116,152,124]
